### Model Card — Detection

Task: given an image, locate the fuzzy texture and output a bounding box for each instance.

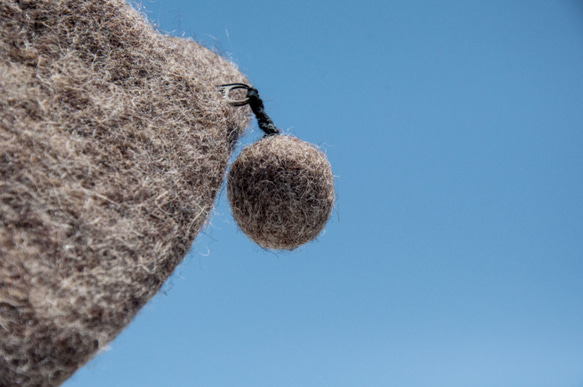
[0,0,251,385]
[227,135,334,250]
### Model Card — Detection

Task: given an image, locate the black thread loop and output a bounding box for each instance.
[219,83,280,136]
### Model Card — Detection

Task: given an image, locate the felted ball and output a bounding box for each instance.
[227,135,335,250]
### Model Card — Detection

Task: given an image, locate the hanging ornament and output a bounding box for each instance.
[219,84,335,250]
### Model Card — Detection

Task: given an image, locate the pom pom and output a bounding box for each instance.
[227,135,335,250]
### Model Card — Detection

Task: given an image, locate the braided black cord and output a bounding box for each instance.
[246,87,280,136]
[219,84,280,136]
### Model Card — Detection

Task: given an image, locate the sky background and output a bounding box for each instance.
[65,1,583,386]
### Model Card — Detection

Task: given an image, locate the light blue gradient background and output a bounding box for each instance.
[65,1,583,386]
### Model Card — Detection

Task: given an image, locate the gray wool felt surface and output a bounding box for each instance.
[0,0,250,385]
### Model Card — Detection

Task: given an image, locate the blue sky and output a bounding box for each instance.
[65,1,583,386]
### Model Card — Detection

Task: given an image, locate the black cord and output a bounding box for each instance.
[219,83,280,136]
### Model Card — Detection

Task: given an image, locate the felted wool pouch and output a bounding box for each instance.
[0,0,250,385]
